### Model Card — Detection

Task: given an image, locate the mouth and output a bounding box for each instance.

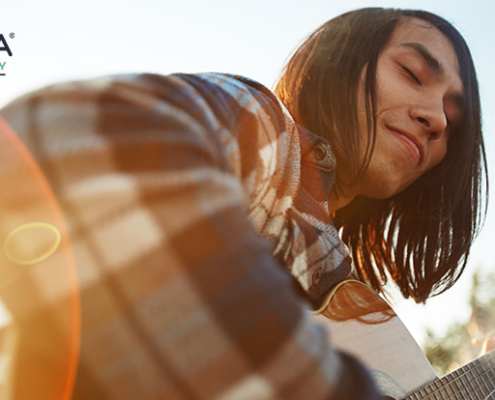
[386,125,423,165]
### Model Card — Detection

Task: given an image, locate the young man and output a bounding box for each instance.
[275,9,485,304]
[0,7,486,400]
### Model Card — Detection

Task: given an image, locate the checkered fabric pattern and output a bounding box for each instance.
[0,72,380,399]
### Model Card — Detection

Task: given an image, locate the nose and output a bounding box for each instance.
[410,103,448,140]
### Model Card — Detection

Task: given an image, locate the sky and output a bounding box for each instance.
[0,0,494,348]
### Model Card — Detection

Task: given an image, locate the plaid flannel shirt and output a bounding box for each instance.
[0,72,380,399]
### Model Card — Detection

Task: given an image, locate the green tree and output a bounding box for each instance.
[422,269,495,376]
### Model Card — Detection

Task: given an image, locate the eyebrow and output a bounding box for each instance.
[399,42,444,77]
[399,42,465,112]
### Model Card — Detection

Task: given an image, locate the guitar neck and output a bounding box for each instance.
[405,351,495,399]
[315,280,495,399]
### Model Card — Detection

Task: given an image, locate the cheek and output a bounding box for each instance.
[429,139,449,169]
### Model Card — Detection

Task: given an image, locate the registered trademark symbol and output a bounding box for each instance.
[9,33,14,39]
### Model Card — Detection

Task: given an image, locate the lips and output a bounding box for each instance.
[386,125,423,165]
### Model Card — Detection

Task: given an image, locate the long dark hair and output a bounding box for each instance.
[275,8,487,302]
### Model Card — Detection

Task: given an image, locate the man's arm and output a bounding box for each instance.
[0,73,381,399]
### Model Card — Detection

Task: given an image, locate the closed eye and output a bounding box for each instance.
[402,66,421,86]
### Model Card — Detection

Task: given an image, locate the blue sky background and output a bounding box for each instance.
[0,0,494,346]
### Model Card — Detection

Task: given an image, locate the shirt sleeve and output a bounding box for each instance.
[0,73,381,400]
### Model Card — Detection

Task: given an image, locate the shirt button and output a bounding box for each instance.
[312,267,322,285]
[314,145,327,161]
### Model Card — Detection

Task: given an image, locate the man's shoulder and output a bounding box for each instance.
[171,72,273,98]
[0,72,282,118]
[169,72,285,117]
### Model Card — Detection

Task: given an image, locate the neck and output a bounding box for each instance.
[328,189,356,214]
[328,166,360,214]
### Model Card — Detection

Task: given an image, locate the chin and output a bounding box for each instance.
[361,179,412,199]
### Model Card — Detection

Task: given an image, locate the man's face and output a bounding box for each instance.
[354,17,464,199]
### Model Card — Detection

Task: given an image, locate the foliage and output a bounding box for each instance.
[422,269,495,376]
[423,323,470,376]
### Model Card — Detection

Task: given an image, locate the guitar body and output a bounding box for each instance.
[313,280,495,399]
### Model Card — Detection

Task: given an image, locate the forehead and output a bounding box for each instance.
[385,17,463,92]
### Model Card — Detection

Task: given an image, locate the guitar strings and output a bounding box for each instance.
[484,388,495,400]
[407,353,495,400]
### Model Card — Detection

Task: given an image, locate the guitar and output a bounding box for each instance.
[313,279,495,399]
